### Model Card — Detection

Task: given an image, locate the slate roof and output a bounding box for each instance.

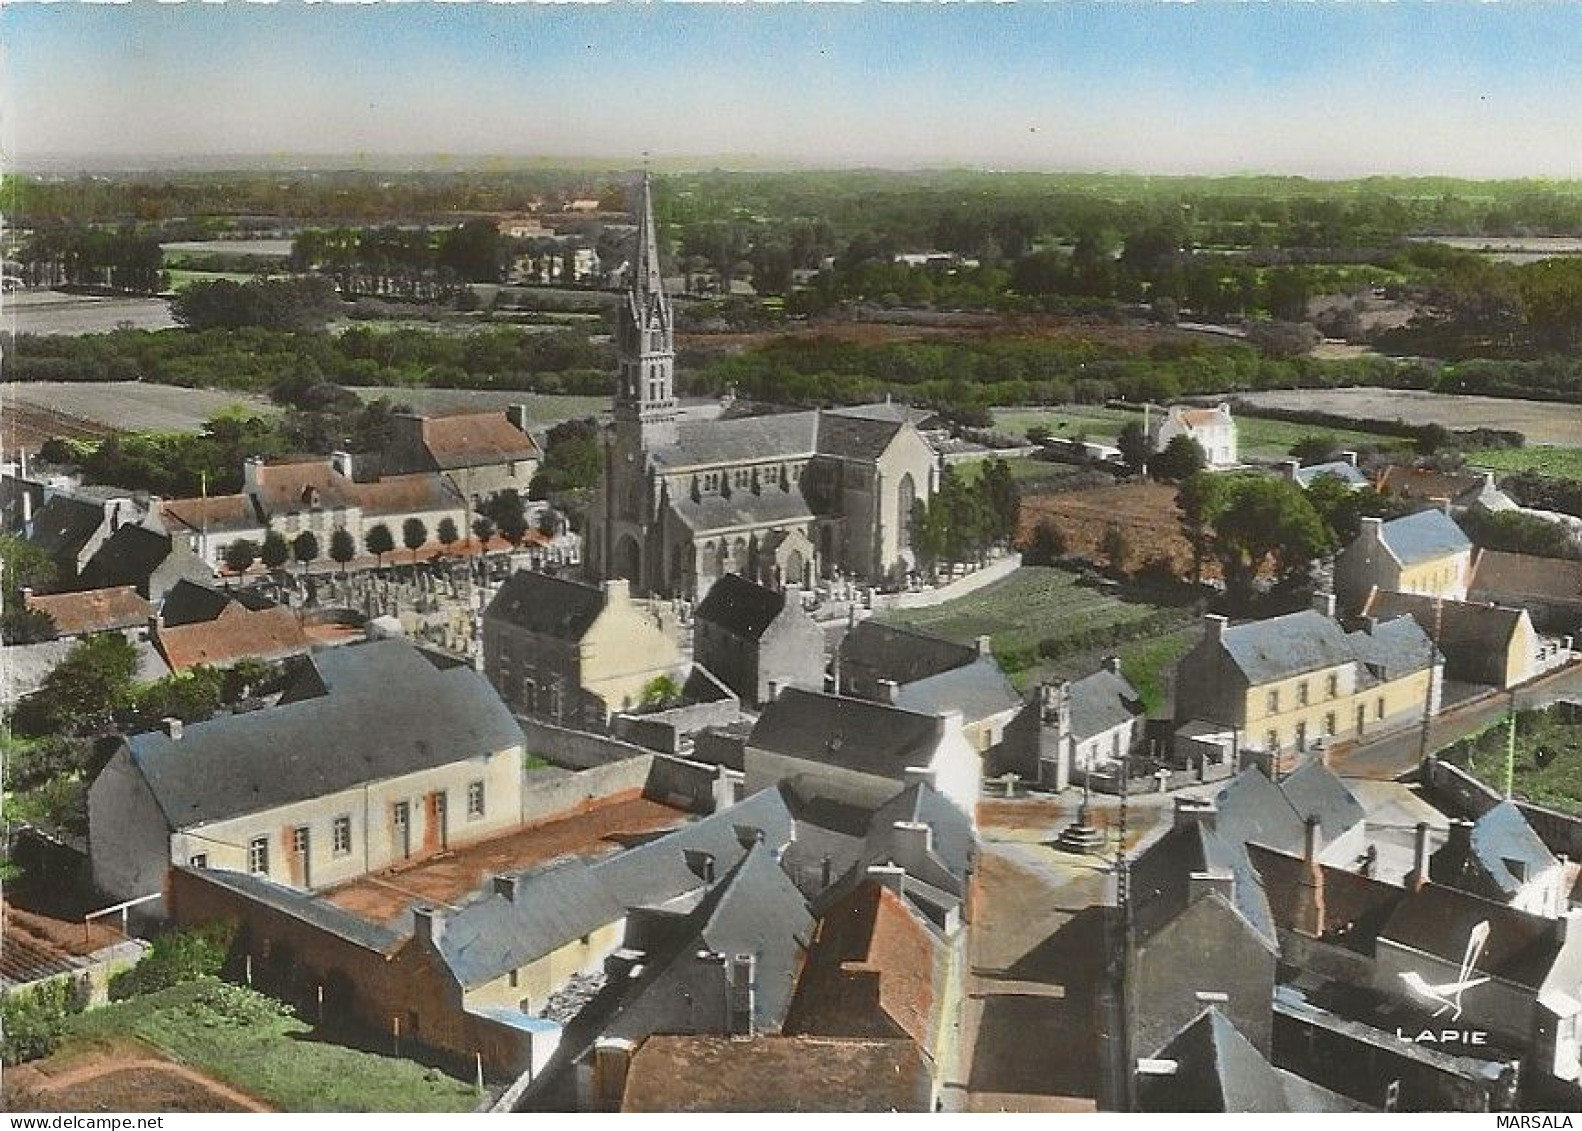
[1293,461,1369,489]
[176,866,401,953]
[122,641,521,829]
[620,1035,931,1113]
[1131,820,1276,949]
[1212,763,1365,858]
[1470,549,1582,606]
[694,572,788,640]
[1214,608,1436,686]
[408,412,540,472]
[814,413,905,462]
[159,579,236,627]
[1437,802,1559,899]
[891,655,1022,726]
[841,620,978,686]
[26,586,151,637]
[650,412,820,471]
[80,524,206,592]
[1375,508,1472,566]
[748,688,946,781]
[824,402,936,428]
[483,571,606,641]
[435,788,798,989]
[668,486,816,535]
[1137,1009,1364,1113]
[1068,667,1144,742]
[1380,884,1559,991]
[1362,590,1528,658]
[27,495,105,566]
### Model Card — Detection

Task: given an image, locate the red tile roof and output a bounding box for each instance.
[417,413,540,471]
[160,494,261,535]
[154,602,311,671]
[26,586,152,637]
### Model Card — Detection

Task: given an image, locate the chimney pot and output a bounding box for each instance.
[1312,592,1337,618]
[1303,815,1321,862]
[1101,655,1122,676]
[1409,821,1432,889]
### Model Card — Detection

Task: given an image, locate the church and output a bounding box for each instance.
[587,176,939,601]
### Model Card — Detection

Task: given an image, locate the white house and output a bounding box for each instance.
[1148,403,1238,469]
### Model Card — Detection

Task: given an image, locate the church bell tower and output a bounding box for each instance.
[613,172,678,452]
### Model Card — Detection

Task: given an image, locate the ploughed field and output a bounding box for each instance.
[2,381,278,452]
[6,290,178,336]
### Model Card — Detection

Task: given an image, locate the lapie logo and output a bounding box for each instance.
[1394,918,1492,1046]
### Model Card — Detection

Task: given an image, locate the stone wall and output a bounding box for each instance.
[517,714,653,770]
[519,758,655,825]
[1421,755,1582,859]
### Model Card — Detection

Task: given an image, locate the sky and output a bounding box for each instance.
[4,2,1582,179]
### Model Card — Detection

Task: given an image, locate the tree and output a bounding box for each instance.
[0,534,58,645]
[1117,420,1151,472]
[472,516,496,545]
[223,538,259,577]
[1460,508,1582,560]
[15,634,139,738]
[1290,434,1341,465]
[1100,524,1131,576]
[1025,519,1067,566]
[401,517,428,563]
[260,529,291,572]
[364,523,395,567]
[436,516,460,555]
[292,530,320,571]
[329,528,357,575]
[640,674,682,709]
[1178,471,1235,587]
[977,458,1020,545]
[1149,435,1207,483]
[1197,475,1333,597]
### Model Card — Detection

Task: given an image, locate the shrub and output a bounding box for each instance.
[109,920,237,1001]
[1,976,90,1065]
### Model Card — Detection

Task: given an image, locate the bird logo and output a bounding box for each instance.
[1398,919,1491,1022]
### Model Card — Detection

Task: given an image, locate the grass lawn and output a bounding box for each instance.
[953,454,1092,492]
[1454,707,1582,815]
[992,404,1400,463]
[65,980,478,1113]
[1466,446,1582,482]
[880,566,1158,661]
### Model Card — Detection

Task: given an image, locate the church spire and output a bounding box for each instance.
[634,171,665,301]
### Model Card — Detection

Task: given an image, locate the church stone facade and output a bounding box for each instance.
[588,176,938,601]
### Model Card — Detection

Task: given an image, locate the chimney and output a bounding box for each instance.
[330,451,355,480]
[765,680,780,703]
[242,456,265,496]
[591,1037,635,1112]
[1408,821,1432,890]
[161,716,183,741]
[902,766,936,790]
[1359,515,1383,544]
[820,855,833,889]
[728,953,757,1036]
[1174,795,1217,831]
[147,612,164,637]
[867,862,907,895]
[19,586,33,604]
[1303,815,1322,862]
[877,678,901,705]
[1447,818,1474,855]
[1204,614,1228,644]
[492,875,519,902]
[685,849,716,883]
[1101,655,1122,676]
[604,947,645,981]
[1340,450,1359,467]
[1430,495,1452,515]
[1136,1059,1180,1077]
[975,634,994,658]
[411,905,446,947]
[890,820,934,869]
[1280,459,1300,482]
[1312,592,1337,618]
[506,404,530,434]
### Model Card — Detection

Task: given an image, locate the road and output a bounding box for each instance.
[1328,660,1582,781]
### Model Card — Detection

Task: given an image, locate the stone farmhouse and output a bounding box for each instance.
[1147,402,1238,469]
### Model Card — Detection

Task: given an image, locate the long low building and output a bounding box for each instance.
[88,639,527,903]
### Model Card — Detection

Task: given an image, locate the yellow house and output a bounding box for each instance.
[1174,603,1442,772]
[1334,509,1472,613]
[483,573,681,727]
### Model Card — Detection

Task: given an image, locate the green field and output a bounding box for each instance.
[63,980,477,1112]
[1466,446,1582,481]
[952,455,1092,491]
[1108,626,1199,715]
[1455,707,1582,815]
[992,404,1398,463]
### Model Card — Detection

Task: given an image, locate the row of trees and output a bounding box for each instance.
[9,223,164,292]
[171,276,340,332]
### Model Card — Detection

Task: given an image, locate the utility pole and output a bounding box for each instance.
[1505,689,1518,800]
[1415,595,1444,769]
